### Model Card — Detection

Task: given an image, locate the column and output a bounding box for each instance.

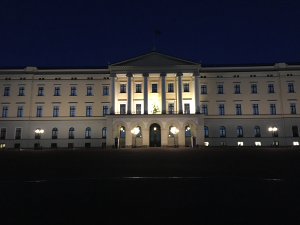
[110,73,116,114]
[177,72,183,114]
[161,72,166,114]
[143,73,149,114]
[127,73,132,114]
[193,71,200,114]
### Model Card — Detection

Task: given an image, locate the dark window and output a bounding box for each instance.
[120,84,126,93]
[136,84,142,93]
[103,86,109,95]
[184,104,190,114]
[183,83,189,92]
[254,126,260,137]
[220,126,226,137]
[38,87,44,96]
[288,83,294,93]
[217,85,223,94]
[103,106,108,116]
[290,103,296,114]
[168,83,174,92]
[253,104,259,115]
[86,106,92,117]
[168,103,174,114]
[87,86,93,96]
[52,128,58,139]
[201,85,207,94]
[19,87,25,96]
[268,84,274,93]
[235,104,242,115]
[204,126,209,137]
[54,87,60,96]
[17,106,23,117]
[120,104,126,114]
[70,106,76,117]
[120,126,125,138]
[234,84,240,94]
[270,104,276,115]
[251,84,257,93]
[185,126,191,137]
[237,126,243,137]
[85,127,91,139]
[2,106,8,117]
[15,128,21,139]
[69,127,75,139]
[102,127,107,138]
[70,87,77,96]
[4,87,10,96]
[219,104,225,115]
[1,128,6,139]
[292,126,299,137]
[202,105,208,115]
[53,106,59,117]
[152,84,157,93]
[136,104,141,114]
[36,106,43,117]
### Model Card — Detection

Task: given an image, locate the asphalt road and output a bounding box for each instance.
[1,147,300,224]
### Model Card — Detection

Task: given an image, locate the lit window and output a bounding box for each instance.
[220,126,226,137]
[185,126,191,137]
[120,126,125,138]
[255,142,261,146]
[204,142,209,146]
[237,142,243,146]
[237,126,243,137]
[102,127,107,138]
[293,142,299,146]
[204,126,209,137]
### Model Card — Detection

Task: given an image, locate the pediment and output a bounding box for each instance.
[110,51,199,67]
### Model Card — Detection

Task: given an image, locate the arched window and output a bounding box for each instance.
[85,127,91,139]
[102,127,107,138]
[52,128,58,139]
[120,126,125,138]
[254,126,260,137]
[136,126,142,137]
[185,125,191,137]
[69,127,75,139]
[220,126,226,137]
[204,126,209,137]
[237,126,243,137]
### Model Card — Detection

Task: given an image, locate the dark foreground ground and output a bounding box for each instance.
[1,147,300,224]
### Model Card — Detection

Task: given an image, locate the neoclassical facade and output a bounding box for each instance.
[0,51,300,148]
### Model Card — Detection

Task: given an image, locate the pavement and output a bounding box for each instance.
[1,147,300,224]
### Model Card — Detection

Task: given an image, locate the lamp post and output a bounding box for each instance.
[35,128,44,149]
[268,127,278,146]
[170,126,179,147]
[131,127,140,148]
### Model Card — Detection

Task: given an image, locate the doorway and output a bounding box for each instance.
[149,123,161,147]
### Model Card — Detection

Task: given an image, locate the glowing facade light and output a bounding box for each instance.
[35,128,44,148]
[131,127,140,147]
[170,126,179,147]
[268,127,278,146]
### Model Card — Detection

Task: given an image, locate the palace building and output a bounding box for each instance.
[0,50,300,149]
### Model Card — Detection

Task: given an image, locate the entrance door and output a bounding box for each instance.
[149,123,161,147]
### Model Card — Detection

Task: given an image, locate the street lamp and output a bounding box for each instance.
[268,127,278,146]
[170,126,179,147]
[35,128,44,148]
[131,127,140,148]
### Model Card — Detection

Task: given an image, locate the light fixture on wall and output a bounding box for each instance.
[131,127,140,148]
[35,128,44,149]
[268,127,278,146]
[170,126,179,147]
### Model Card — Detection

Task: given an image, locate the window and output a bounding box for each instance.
[15,128,21,139]
[36,106,43,117]
[201,85,207,94]
[234,84,240,94]
[102,127,107,138]
[238,142,243,146]
[136,126,142,137]
[1,128,6,139]
[70,106,76,117]
[2,106,8,117]
[54,87,60,96]
[87,86,93,96]
[235,104,242,115]
[152,83,157,93]
[268,84,274,93]
[120,104,126,114]
[168,83,174,92]
[17,106,23,117]
[237,126,243,137]
[69,127,75,139]
[85,127,91,139]
[86,106,92,117]
[202,105,208,115]
[292,126,299,137]
[4,87,10,96]
[168,103,174,114]
[270,104,276,115]
[136,104,141,114]
[169,126,175,137]
[103,106,108,116]
[217,85,223,94]
[288,83,294,93]
[290,103,296,114]
[70,86,77,96]
[52,128,58,139]
[38,87,44,96]
[255,142,261,146]
[185,126,191,137]
[271,128,278,137]
[251,84,257,93]
[253,104,259,115]
[103,86,109,95]
[136,84,142,93]
[254,126,260,137]
[218,104,225,115]
[19,87,25,96]
[184,103,190,114]
[183,83,189,92]
[204,126,209,137]
[53,106,59,117]
[120,84,126,93]
[120,126,125,138]
[220,126,226,137]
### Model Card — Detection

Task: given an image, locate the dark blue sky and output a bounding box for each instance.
[1,0,299,67]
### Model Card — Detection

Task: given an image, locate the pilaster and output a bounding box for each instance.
[161,72,166,114]
[143,73,149,114]
[127,73,132,114]
[177,72,183,114]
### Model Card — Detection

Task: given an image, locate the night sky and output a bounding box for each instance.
[1,0,300,67]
